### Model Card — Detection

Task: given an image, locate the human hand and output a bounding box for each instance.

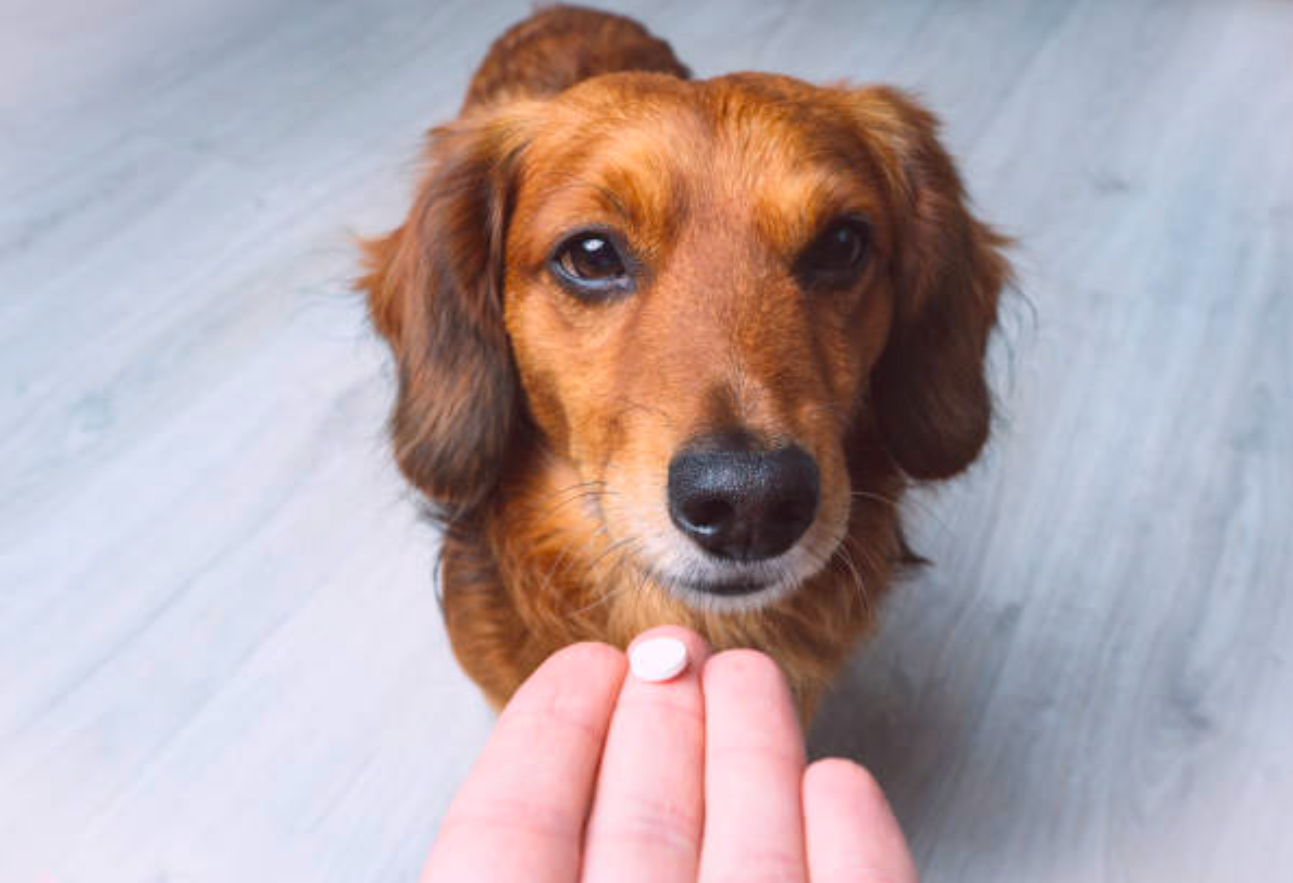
[423,626,918,882]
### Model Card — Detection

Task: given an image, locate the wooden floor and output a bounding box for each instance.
[3,0,1291,879]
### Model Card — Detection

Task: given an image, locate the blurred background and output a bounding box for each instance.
[2,0,1290,880]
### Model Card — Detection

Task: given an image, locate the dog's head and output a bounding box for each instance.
[361,74,1008,611]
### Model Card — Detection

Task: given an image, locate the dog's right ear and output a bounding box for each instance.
[359,109,533,514]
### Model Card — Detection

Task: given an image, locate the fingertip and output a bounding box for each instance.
[701,649,804,755]
[431,641,629,883]
[802,758,918,883]
[503,640,627,722]
[532,640,628,687]
[582,626,710,880]
[696,647,808,879]
[702,648,795,702]
[545,639,628,675]
[803,757,886,807]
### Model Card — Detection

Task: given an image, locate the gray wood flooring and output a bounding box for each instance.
[3,0,1290,880]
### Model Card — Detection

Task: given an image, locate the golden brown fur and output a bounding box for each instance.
[359,5,1009,719]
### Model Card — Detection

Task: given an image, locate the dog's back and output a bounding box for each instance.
[462,5,689,112]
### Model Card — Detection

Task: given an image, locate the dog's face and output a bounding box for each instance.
[363,73,1006,612]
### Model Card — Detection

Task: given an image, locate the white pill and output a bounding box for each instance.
[629,636,689,682]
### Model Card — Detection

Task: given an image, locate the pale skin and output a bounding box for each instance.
[424,625,919,882]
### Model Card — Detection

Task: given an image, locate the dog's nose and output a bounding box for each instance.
[667,440,820,562]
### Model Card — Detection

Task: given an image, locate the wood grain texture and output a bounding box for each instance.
[2,0,1290,880]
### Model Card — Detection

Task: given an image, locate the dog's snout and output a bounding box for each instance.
[667,440,820,562]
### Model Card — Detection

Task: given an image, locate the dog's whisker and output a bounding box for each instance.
[567,538,646,618]
[797,539,870,616]
[527,484,620,522]
[543,489,620,520]
[537,479,609,507]
[833,543,871,616]
[848,487,952,537]
[581,535,640,579]
[851,538,890,583]
[536,479,606,499]
[568,581,633,619]
[537,523,610,599]
[849,489,902,507]
[553,522,631,592]
[517,486,603,520]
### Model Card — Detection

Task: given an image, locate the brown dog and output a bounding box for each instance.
[360,5,1009,719]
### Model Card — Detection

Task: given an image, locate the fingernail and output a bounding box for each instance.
[628,636,689,682]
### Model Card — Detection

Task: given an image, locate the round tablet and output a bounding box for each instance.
[629,636,688,682]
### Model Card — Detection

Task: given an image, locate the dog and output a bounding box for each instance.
[359,5,1009,720]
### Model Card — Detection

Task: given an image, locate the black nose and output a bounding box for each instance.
[667,440,820,562]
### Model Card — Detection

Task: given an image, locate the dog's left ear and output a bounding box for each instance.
[849,86,1011,480]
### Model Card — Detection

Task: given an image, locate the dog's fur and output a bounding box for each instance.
[359,5,1009,718]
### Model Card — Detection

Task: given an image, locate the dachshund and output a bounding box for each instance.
[359,5,1009,720]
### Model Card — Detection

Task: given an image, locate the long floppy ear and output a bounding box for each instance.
[359,109,532,513]
[852,87,1011,480]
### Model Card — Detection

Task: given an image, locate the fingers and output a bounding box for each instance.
[422,642,627,883]
[698,649,808,883]
[802,758,919,883]
[580,626,712,882]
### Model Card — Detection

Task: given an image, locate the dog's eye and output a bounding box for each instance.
[795,218,871,288]
[550,231,633,298]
